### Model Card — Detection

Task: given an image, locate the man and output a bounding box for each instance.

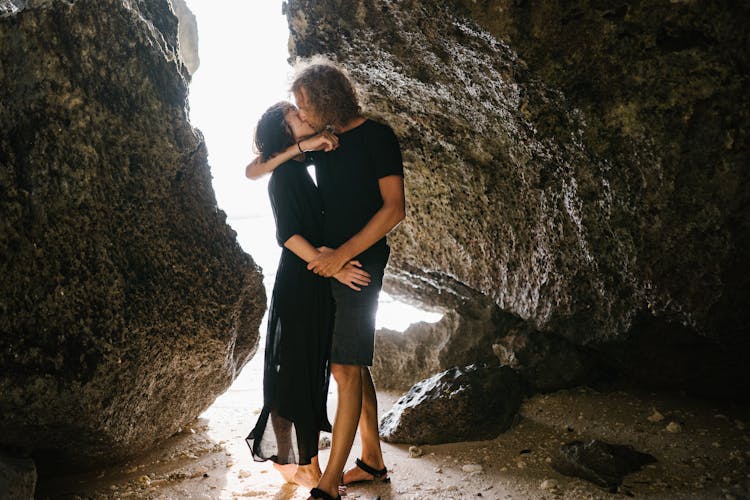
[292,60,405,500]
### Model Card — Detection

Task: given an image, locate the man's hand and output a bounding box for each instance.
[333,260,371,291]
[308,248,349,277]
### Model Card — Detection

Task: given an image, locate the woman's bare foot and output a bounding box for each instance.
[293,463,322,489]
[272,462,298,483]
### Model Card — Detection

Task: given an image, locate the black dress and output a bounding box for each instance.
[245,159,333,465]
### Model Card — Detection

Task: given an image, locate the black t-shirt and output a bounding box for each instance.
[309,119,403,265]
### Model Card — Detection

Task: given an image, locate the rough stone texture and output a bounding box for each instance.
[379,363,521,445]
[171,0,199,75]
[551,439,657,491]
[492,326,593,393]
[286,0,749,395]
[372,295,522,391]
[0,0,264,471]
[0,451,36,499]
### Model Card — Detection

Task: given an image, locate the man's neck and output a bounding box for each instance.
[335,116,366,134]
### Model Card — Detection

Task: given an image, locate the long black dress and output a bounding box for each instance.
[246,159,333,465]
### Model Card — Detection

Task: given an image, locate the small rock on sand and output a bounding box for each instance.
[462,463,483,473]
[666,421,682,433]
[409,446,424,458]
[541,478,560,491]
[647,409,664,422]
[319,435,331,449]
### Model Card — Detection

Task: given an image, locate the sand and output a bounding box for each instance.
[36,338,750,500]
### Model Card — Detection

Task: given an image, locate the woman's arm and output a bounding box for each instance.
[245,131,339,180]
[284,235,371,291]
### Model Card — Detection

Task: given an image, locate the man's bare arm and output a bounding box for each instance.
[307,175,406,277]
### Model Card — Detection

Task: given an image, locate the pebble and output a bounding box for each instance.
[409,445,424,458]
[434,467,443,473]
[712,442,721,448]
[238,469,252,478]
[736,420,745,430]
[137,475,151,486]
[647,409,665,422]
[666,421,682,433]
[540,479,560,491]
[462,464,483,473]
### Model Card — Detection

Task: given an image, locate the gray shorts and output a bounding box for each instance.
[329,262,385,366]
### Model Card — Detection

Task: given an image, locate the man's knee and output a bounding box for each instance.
[331,363,362,387]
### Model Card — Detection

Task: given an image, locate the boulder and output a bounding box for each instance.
[379,363,521,444]
[373,295,522,391]
[286,0,750,395]
[0,0,264,471]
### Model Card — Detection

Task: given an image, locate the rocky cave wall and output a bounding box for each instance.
[0,0,265,472]
[286,0,749,396]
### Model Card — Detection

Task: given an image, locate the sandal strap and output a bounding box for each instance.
[310,487,340,500]
[355,458,388,478]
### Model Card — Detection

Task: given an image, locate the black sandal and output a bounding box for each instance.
[309,487,341,500]
[344,458,390,485]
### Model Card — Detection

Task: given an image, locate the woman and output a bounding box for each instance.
[244,102,371,489]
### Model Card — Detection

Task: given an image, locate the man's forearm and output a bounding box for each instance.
[335,203,405,262]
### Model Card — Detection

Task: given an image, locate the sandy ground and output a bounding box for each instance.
[36,339,750,500]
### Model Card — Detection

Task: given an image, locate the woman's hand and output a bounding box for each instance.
[332,260,371,291]
[299,131,339,153]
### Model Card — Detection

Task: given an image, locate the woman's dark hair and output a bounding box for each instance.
[253,101,295,161]
[291,58,360,128]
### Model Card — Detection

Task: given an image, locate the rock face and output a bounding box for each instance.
[379,363,521,444]
[0,0,264,471]
[171,0,199,75]
[286,0,749,395]
[372,295,522,391]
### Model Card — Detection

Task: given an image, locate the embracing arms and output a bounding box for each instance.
[284,235,371,291]
[307,175,406,277]
[245,131,339,180]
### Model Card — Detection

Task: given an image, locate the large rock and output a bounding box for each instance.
[0,0,264,471]
[372,295,522,391]
[286,0,749,395]
[379,363,521,445]
[552,439,657,492]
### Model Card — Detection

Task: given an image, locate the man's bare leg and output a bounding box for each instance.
[311,363,363,499]
[342,366,386,483]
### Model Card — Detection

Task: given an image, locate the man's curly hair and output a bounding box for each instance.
[291,58,361,128]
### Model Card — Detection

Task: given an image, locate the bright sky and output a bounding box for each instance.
[183,0,441,330]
